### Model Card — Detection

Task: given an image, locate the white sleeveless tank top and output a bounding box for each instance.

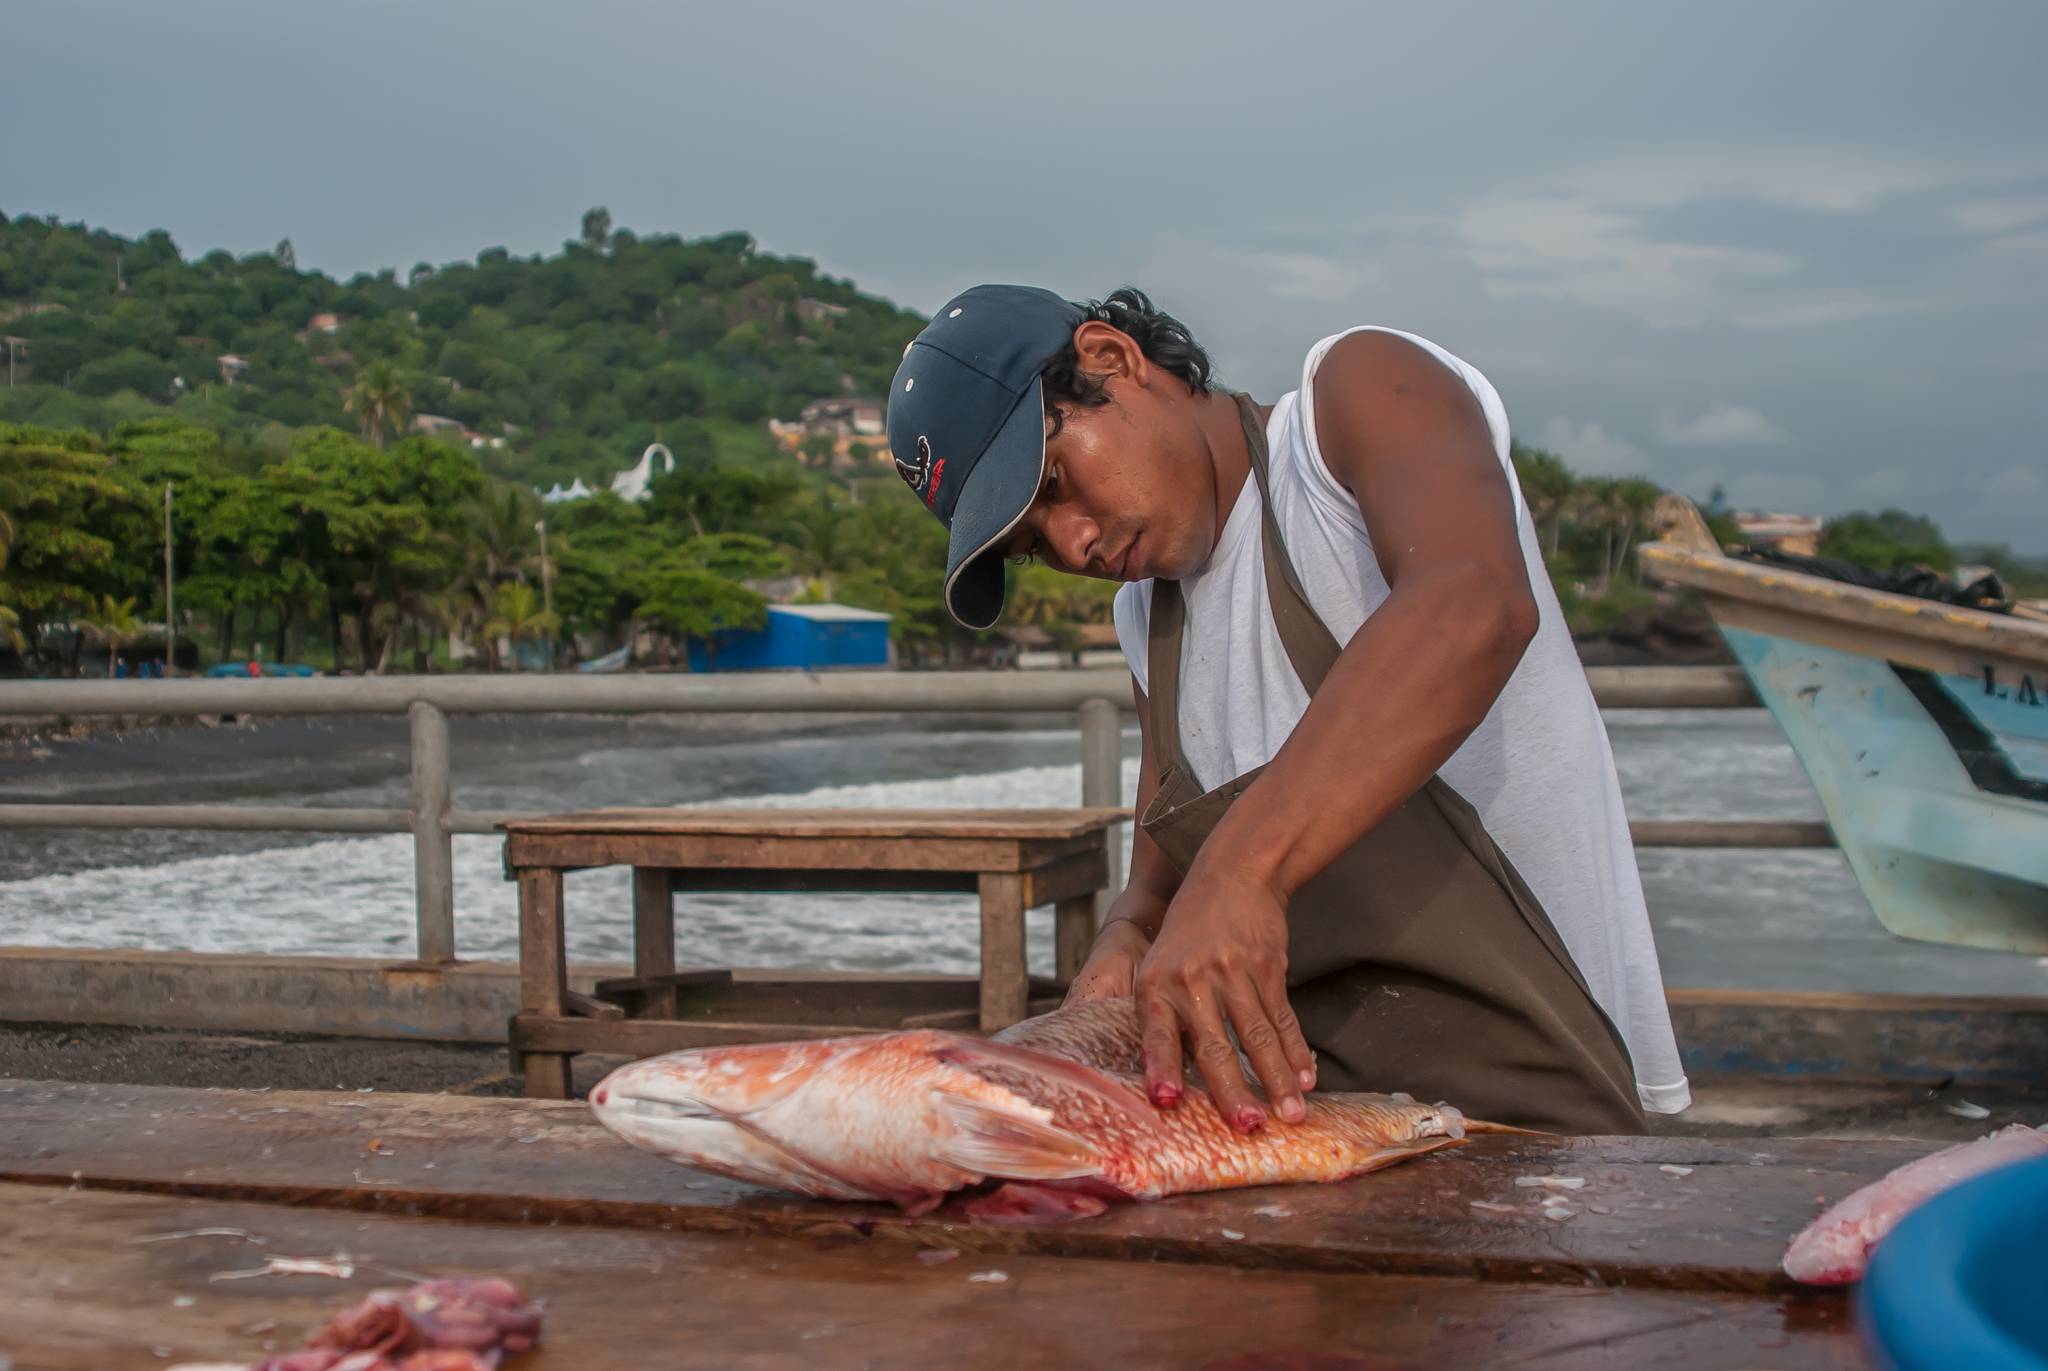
[1112,327,1690,1114]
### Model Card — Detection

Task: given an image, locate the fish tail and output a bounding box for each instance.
[1460,1119,1554,1137]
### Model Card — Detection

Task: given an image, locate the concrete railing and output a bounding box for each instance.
[0,666,1794,966]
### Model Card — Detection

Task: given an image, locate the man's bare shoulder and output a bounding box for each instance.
[1309,330,1492,493]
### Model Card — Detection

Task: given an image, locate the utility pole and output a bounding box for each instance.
[163,483,176,678]
[534,518,554,671]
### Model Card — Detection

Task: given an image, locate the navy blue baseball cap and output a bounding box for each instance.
[887,284,1084,630]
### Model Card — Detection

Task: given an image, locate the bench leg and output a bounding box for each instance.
[517,866,573,1099]
[977,872,1029,1033]
[633,867,678,1019]
[1054,893,1096,983]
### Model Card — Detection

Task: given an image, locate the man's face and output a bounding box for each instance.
[996,334,1222,585]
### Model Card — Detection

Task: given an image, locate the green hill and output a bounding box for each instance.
[0,207,920,486]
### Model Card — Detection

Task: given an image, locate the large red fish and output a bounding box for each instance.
[590,998,1510,1220]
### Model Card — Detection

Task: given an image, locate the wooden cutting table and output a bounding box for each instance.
[500,807,1128,1097]
[3,1076,1894,1369]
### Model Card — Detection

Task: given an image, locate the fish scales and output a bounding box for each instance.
[591,997,1480,1218]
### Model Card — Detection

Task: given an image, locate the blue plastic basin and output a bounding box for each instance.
[1860,1153,2048,1370]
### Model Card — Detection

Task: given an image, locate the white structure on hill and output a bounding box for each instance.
[538,442,675,505]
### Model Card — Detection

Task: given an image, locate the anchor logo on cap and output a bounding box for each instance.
[895,435,933,493]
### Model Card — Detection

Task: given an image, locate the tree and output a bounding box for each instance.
[481,580,559,671]
[344,359,412,447]
[633,557,765,667]
[1511,444,1574,558]
[78,593,142,676]
[1820,509,1955,574]
[0,425,131,653]
[581,207,613,254]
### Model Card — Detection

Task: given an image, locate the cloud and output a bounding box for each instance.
[1657,405,1787,446]
[1950,194,2048,234]
[1723,473,1830,514]
[1459,193,1791,325]
[1557,149,2023,214]
[1969,461,2047,504]
[1733,291,1941,329]
[1256,250,1378,302]
[1539,416,1649,476]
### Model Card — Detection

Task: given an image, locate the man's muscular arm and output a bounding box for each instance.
[1135,331,1539,1131]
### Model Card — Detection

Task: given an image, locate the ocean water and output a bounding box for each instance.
[1,709,2044,997]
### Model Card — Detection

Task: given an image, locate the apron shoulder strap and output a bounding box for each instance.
[1144,393,1351,765]
[1234,392,1345,696]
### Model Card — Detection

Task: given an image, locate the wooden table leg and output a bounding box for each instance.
[517,866,572,1099]
[1054,892,1096,983]
[977,872,1029,1033]
[633,867,677,1019]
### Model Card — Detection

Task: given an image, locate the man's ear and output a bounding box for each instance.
[1071,321,1149,387]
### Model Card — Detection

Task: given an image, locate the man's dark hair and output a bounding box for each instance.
[1040,287,1212,435]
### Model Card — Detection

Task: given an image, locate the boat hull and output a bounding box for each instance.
[1721,626,2048,953]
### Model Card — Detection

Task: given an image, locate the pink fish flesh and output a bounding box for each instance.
[1782,1122,2048,1284]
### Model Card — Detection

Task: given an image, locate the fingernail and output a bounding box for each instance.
[1279,1098,1305,1124]
[1151,1085,1181,1108]
[1298,1069,1315,1090]
[1236,1108,1266,1133]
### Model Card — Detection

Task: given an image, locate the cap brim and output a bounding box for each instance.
[941,377,1048,631]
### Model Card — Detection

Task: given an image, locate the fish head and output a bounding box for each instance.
[589,1037,870,1196]
[587,1033,967,1202]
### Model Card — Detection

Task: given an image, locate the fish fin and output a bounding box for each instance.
[1343,1135,1466,1178]
[929,1090,1103,1181]
[929,1036,1150,1121]
[959,1182,1112,1225]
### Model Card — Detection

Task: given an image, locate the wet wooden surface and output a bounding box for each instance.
[4,1183,1868,1371]
[0,1078,1923,1295]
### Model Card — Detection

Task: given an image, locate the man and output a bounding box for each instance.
[886,284,1688,1134]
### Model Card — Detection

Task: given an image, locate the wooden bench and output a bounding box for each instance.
[501,807,1128,1097]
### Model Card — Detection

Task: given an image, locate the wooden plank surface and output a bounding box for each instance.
[501,806,1133,838]
[1,1183,1869,1371]
[504,829,1109,874]
[0,1078,1925,1295]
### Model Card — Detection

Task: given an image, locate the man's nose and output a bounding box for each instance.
[1046,509,1100,571]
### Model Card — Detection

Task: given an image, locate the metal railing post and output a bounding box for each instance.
[1078,697,1124,935]
[408,700,456,964]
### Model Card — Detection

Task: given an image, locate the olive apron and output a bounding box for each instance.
[1136,394,1647,1134]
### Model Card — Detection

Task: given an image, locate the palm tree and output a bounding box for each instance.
[462,486,542,586]
[481,581,560,672]
[79,594,142,677]
[1511,445,1574,560]
[344,360,413,447]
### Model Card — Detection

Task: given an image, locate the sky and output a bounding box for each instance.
[6,0,2044,550]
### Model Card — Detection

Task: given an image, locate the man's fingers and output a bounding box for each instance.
[1222,979,1304,1125]
[1140,995,1186,1107]
[1184,991,1264,1133]
[1259,973,1317,1094]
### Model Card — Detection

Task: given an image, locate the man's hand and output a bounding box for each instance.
[1062,917,1152,1005]
[1135,862,1316,1131]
